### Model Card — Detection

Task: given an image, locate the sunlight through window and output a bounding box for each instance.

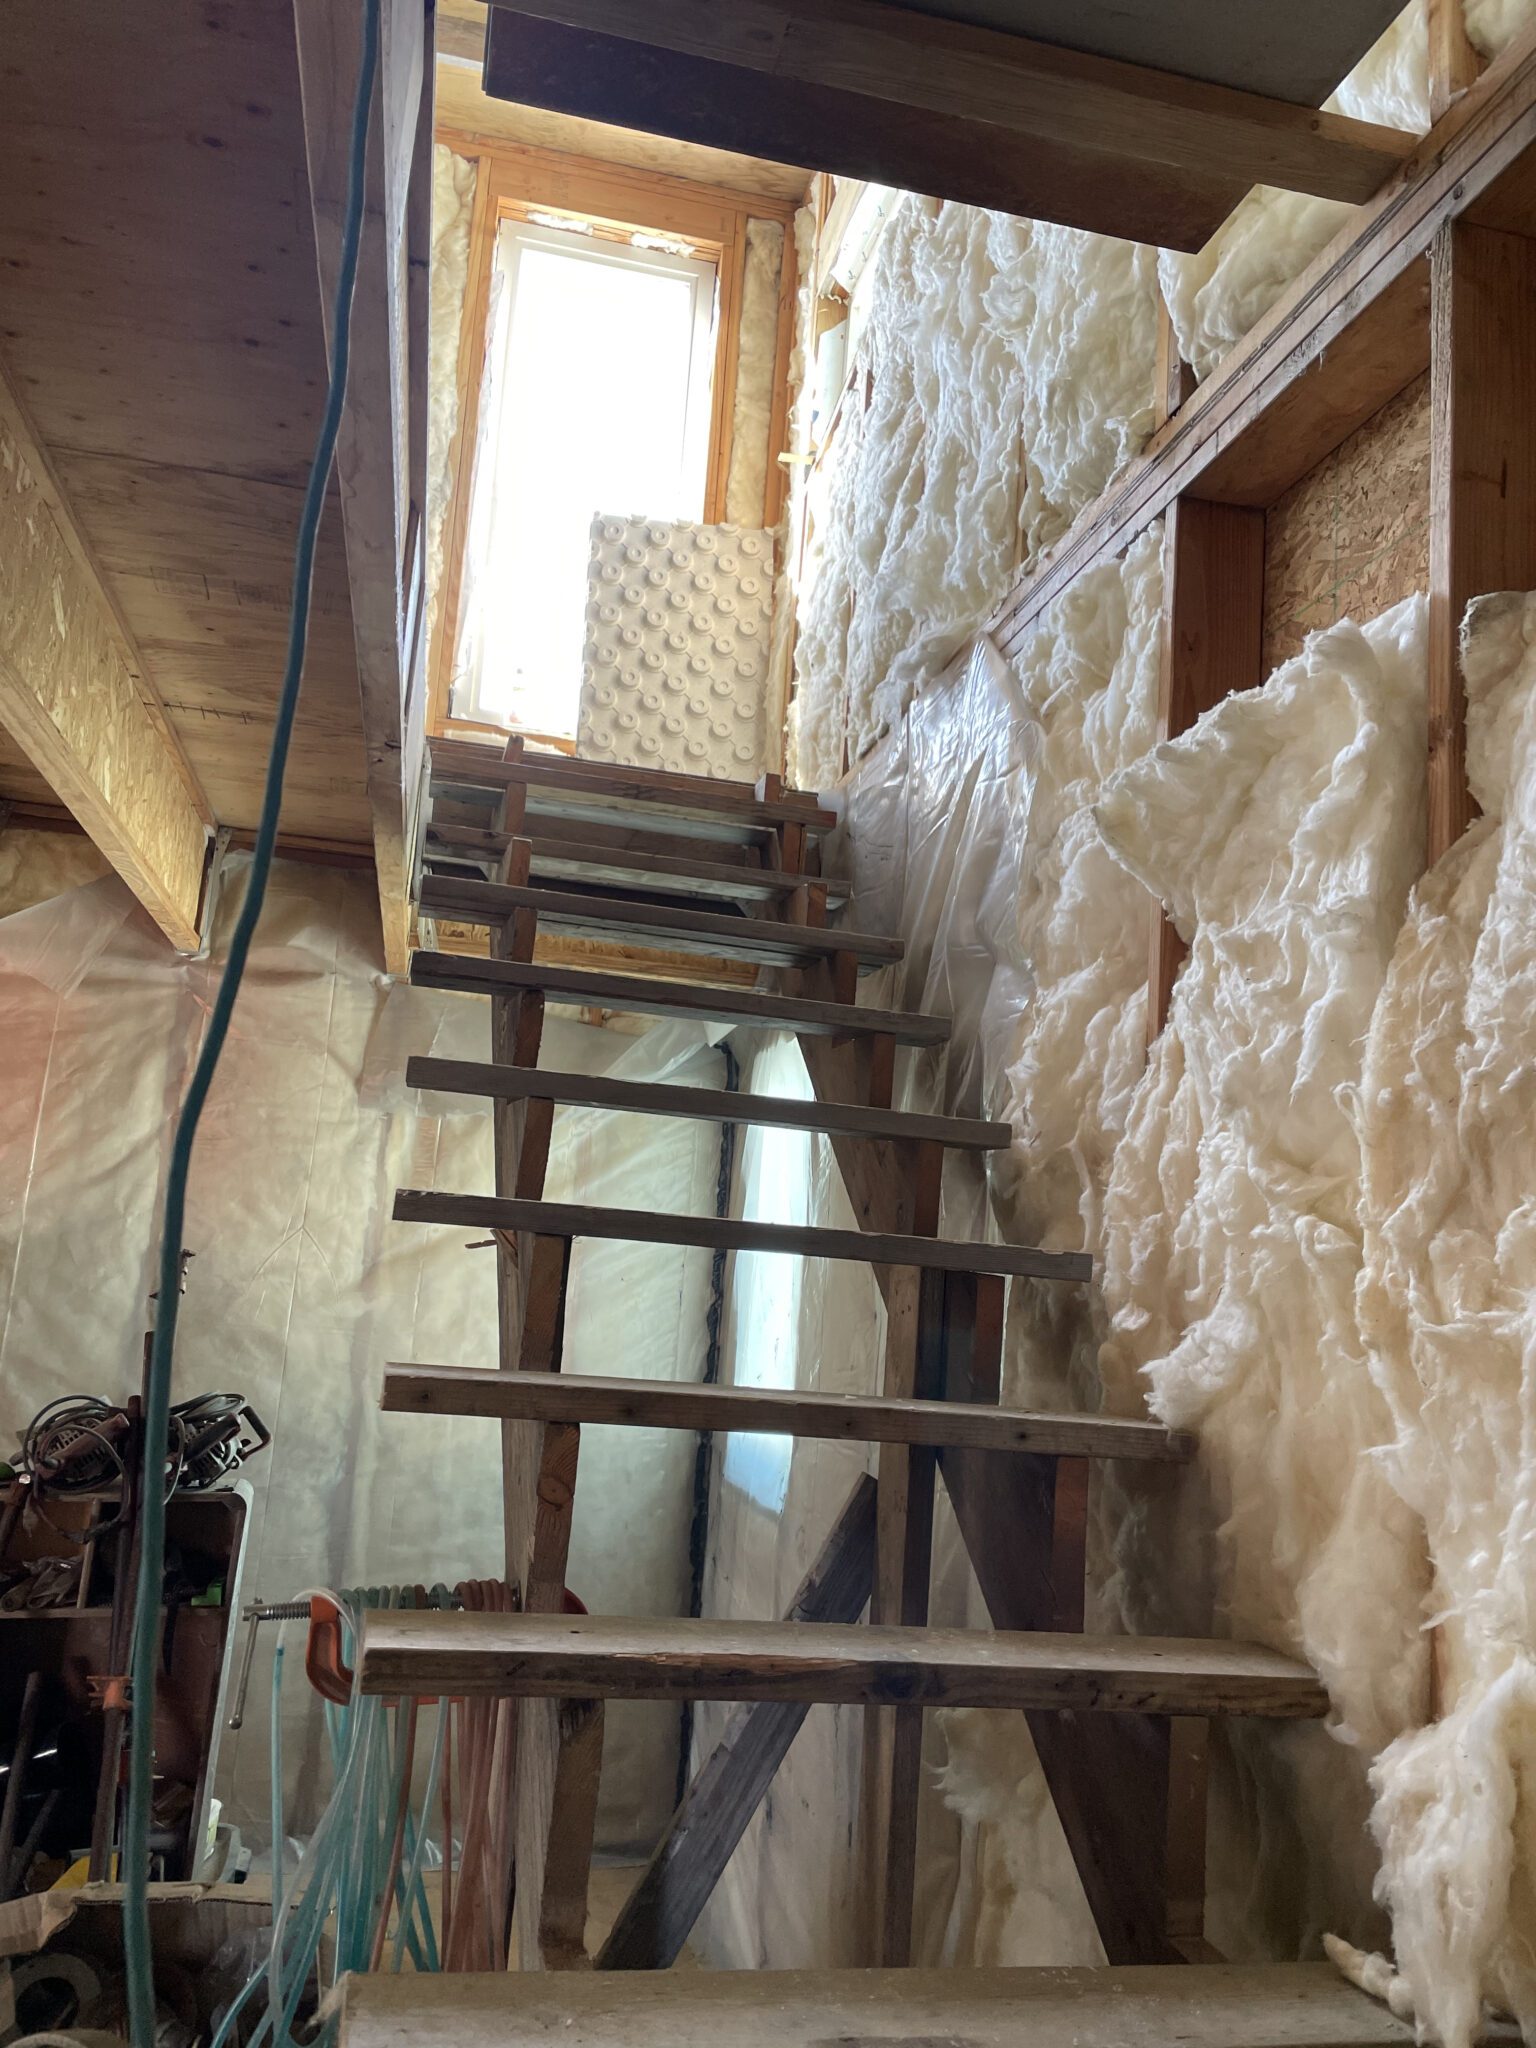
[456,220,717,735]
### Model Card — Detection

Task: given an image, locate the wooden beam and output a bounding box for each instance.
[483,2,1415,251]
[360,1608,1330,1716]
[0,376,208,949]
[381,1362,1192,1458]
[390,1189,1094,1282]
[1427,219,1536,861]
[595,1476,877,1970]
[1429,0,1484,123]
[477,822,602,1971]
[936,1270,1187,1965]
[293,0,429,975]
[336,1959,1424,2048]
[982,35,1536,671]
[1148,500,1266,1038]
[486,16,1243,253]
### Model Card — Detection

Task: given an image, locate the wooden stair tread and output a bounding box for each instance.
[358,1609,1328,1716]
[429,754,835,844]
[381,1365,1193,1460]
[431,740,833,820]
[391,1189,1093,1283]
[424,825,852,906]
[417,873,901,971]
[409,950,950,1044]
[335,1961,1419,2048]
[404,1057,1010,1149]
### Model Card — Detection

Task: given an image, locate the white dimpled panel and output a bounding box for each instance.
[578,514,774,778]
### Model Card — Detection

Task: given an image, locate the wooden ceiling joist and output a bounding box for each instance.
[483,0,1419,250]
[0,370,209,950]
[294,0,432,975]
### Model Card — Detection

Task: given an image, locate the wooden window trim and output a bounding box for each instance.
[428,136,800,738]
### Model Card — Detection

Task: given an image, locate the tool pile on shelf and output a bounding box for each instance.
[0,1336,266,1902]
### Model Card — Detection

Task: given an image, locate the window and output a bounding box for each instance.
[721,1038,816,1512]
[454,219,719,735]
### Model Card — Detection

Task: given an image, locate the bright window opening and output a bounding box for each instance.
[722,1038,816,1513]
[455,218,718,736]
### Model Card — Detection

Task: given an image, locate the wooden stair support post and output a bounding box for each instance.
[597,1476,879,1970]
[865,1262,945,1967]
[776,871,946,1965]
[1428,218,1536,865]
[1148,498,1265,1041]
[482,800,601,1970]
[787,977,1214,1964]
[937,1267,1194,1963]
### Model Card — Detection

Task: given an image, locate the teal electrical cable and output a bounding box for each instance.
[391,1705,446,1972]
[120,7,380,2041]
[270,1631,286,1918]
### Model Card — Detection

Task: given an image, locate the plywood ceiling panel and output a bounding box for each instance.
[0,1,372,848]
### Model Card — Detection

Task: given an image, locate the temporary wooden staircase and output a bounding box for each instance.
[353,737,1356,2033]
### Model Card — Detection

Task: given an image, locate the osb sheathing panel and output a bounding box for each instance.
[0,415,208,947]
[1262,374,1431,673]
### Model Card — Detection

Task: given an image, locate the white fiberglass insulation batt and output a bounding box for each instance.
[425,145,475,657]
[699,531,1167,1968]
[1354,591,1536,2046]
[0,858,724,1855]
[723,218,785,531]
[1095,599,1435,1960]
[1159,0,1536,382]
[789,199,1158,787]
